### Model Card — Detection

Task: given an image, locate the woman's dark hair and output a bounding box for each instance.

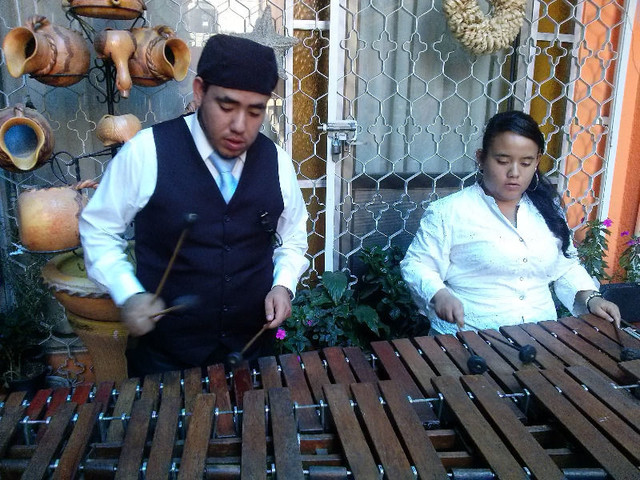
[480,110,571,257]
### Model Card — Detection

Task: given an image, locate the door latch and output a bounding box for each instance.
[318,120,358,157]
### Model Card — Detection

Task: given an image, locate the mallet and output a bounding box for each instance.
[481,331,537,364]
[151,295,200,318]
[151,213,198,302]
[456,325,487,374]
[613,320,640,361]
[226,324,270,368]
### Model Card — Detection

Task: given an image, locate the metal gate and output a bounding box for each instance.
[0,0,635,381]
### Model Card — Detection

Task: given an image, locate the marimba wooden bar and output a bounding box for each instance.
[0,314,639,478]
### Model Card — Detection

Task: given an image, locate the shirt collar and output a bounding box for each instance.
[186,111,246,164]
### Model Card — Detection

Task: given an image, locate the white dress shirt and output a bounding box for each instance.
[400,184,597,335]
[79,113,309,306]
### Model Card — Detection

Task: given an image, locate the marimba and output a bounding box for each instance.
[1,314,640,479]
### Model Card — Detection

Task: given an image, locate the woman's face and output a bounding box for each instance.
[477,131,541,207]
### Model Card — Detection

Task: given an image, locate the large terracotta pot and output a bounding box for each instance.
[67,0,146,20]
[0,104,55,173]
[3,15,90,87]
[96,113,141,146]
[94,29,137,98]
[17,181,96,252]
[41,250,130,383]
[129,26,191,87]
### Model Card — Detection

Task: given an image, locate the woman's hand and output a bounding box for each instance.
[432,288,465,329]
[587,296,622,328]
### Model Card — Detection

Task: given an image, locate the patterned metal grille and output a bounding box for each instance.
[0,0,633,381]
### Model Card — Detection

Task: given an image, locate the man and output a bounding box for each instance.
[79,34,309,376]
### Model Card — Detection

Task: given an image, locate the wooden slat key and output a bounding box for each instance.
[114,398,154,480]
[177,393,216,480]
[268,387,305,480]
[278,353,322,432]
[241,390,266,480]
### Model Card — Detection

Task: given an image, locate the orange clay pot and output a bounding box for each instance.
[96,113,142,146]
[94,29,137,98]
[0,104,54,173]
[129,25,191,86]
[67,0,146,20]
[3,15,90,87]
[17,181,97,252]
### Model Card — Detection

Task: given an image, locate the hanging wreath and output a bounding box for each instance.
[442,0,528,56]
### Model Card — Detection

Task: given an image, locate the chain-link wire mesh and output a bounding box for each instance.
[0,0,632,382]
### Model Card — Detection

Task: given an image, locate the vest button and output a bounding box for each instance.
[223,305,228,312]
[224,275,231,282]
[224,215,230,223]
[224,245,231,252]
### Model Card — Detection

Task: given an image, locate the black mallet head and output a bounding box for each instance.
[518,344,537,364]
[226,351,243,369]
[467,354,488,374]
[620,347,640,362]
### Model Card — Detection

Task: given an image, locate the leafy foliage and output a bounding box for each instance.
[0,255,52,381]
[276,271,389,354]
[619,233,640,283]
[357,245,429,338]
[576,218,612,282]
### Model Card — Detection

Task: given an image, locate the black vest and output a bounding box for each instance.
[134,115,283,365]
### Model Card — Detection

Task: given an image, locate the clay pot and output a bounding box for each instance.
[17,181,97,252]
[96,113,142,146]
[94,29,137,98]
[0,104,55,173]
[41,249,131,383]
[67,0,146,20]
[129,26,191,86]
[3,15,90,87]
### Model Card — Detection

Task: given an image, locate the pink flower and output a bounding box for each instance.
[602,218,613,227]
[621,231,630,237]
[275,328,286,340]
[307,320,312,326]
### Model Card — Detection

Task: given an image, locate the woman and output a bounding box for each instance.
[400,111,620,334]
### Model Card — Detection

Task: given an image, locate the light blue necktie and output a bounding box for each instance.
[209,153,238,203]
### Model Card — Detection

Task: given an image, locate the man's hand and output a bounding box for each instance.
[121,292,166,337]
[432,288,465,329]
[264,285,292,329]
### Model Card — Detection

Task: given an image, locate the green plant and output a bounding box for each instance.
[576,217,612,282]
[276,271,389,354]
[0,255,53,382]
[357,245,429,338]
[619,231,640,283]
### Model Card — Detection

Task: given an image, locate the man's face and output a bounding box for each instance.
[193,78,270,159]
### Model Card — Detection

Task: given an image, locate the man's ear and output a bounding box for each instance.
[475,148,483,170]
[192,77,206,108]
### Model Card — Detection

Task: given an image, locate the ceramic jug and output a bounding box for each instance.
[66,0,146,20]
[96,113,142,146]
[129,26,191,87]
[94,29,137,98]
[17,180,97,252]
[0,104,54,173]
[3,15,90,87]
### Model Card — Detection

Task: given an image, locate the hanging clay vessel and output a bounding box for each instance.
[41,248,132,384]
[0,104,54,173]
[128,26,191,86]
[94,29,137,98]
[96,113,142,146]
[17,180,97,252]
[67,0,146,20]
[3,15,90,87]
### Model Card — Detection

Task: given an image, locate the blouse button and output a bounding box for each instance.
[519,238,524,243]
[519,295,525,300]
[523,258,528,263]
[519,277,524,281]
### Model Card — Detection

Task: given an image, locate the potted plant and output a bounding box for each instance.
[276,271,389,354]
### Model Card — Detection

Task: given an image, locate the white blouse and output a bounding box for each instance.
[400,184,597,334]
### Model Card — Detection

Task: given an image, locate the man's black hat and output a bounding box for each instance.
[197,34,278,95]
